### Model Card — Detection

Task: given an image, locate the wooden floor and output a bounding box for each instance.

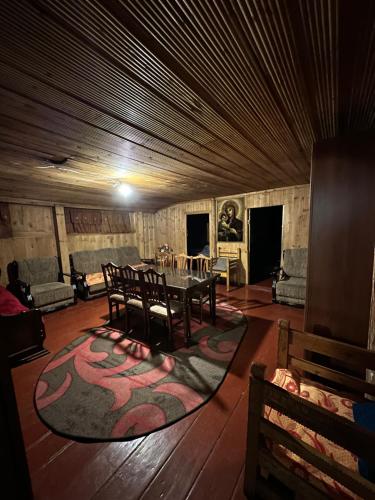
[12,283,304,500]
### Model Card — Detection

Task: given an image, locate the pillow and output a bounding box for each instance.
[0,285,28,316]
[352,401,375,482]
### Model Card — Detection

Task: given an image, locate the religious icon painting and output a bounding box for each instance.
[217,197,244,242]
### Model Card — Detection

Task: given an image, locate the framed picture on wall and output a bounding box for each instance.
[217,197,244,242]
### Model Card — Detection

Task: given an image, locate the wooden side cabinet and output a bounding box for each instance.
[0,348,33,498]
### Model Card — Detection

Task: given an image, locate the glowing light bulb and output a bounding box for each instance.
[117,183,132,196]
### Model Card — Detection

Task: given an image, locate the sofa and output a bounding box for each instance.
[70,246,145,299]
[7,256,76,313]
[272,248,307,306]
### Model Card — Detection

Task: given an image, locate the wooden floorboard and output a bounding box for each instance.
[11,284,304,500]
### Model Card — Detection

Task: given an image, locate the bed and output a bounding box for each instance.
[244,319,375,499]
[0,285,47,367]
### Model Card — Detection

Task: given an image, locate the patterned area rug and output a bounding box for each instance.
[34,301,247,441]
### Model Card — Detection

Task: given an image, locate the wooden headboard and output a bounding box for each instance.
[278,319,375,399]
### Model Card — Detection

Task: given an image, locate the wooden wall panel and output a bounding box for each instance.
[0,205,156,285]
[0,204,57,286]
[155,199,215,258]
[67,212,156,262]
[155,185,310,284]
[305,133,375,346]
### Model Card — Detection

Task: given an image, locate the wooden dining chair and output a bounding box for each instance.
[155,251,175,268]
[175,253,193,270]
[101,262,125,323]
[190,255,213,323]
[142,268,183,343]
[120,265,148,337]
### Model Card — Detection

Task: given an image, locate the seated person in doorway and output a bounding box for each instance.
[199,242,210,256]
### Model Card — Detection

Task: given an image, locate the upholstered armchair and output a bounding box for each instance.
[272,248,308,306]
[7,256,76,312]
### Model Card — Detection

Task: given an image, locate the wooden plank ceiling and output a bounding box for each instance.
[0,0,374,211]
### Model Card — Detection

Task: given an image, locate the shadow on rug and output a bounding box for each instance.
[34,301,247,441]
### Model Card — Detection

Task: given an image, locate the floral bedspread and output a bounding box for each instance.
[265,368,359,498]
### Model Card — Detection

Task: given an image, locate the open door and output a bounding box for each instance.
[186,213,210,256]
[248,206,283,285]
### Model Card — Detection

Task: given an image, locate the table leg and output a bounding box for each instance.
[182,291,191,345]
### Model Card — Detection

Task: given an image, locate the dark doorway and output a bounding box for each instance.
[186,213,209,256]
[248,205,283,285]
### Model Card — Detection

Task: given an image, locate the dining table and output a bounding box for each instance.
[133,264,220,345]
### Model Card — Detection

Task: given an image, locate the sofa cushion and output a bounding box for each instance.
[283,248,307,278]
[212,257,227,272]
[71,248,117,274]
[117,246,142,266]
[276,277,306,301]
[88,282,106,294]
[31,282,74,307]
[150,300,182,317]
[18,256,60,285]
[86,272,105,287]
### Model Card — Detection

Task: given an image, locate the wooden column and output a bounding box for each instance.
[367,248,375,393]
[305,132,375,346]
[53,206,70,281]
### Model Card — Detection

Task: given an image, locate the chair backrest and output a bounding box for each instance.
[193,255,212,273]
[101,262,122,295]
[117,246,142,267]
[16,256,60,285]
[217,247,241,260]
[155,251,175,268]
[175,253,193,270]
[142,268,171,317]
[282,248,307,278]
[120,264,145,304]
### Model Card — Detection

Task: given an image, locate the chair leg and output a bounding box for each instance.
[124,307,129,334]
[226,274,230,292]
[167,318,173,343]
[115,303,120,318]
[144,311,150,340]
[199,297,203,324]
[109,300,113,323]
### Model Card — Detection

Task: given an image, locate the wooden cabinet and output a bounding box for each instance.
[304,132,375,347]
[0,348,33,498]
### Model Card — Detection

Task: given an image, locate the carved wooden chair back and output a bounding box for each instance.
[175,253,192,270]
[101,262,125,323]
[120,264,145,305]
[142,268,169,310]
[155,251,174,268]
[142,268,183,342]
[101,262,122,295]
[193,255,212,273]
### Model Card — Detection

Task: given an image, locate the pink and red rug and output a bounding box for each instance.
[34,301,247,441]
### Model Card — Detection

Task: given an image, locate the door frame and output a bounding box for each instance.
[247,205,284,284]
[185,212,210,255]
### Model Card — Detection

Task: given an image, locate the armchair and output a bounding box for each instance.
[272,248,307,306]
[7,256,76,312]
[212,247,241,291]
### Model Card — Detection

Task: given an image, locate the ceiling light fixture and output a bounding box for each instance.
[116,183,133,197]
